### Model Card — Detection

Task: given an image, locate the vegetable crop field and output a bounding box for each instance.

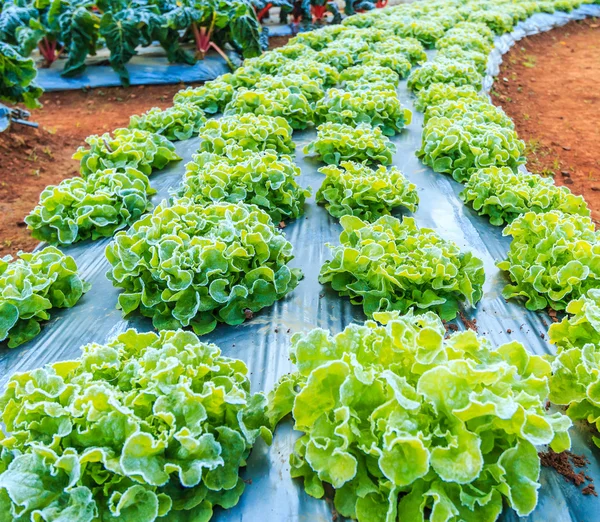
[1,0,600,521]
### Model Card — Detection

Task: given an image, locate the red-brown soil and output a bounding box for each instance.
[0,83,188,257]
[491,17,600,225]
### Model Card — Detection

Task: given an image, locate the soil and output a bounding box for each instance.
[491,17,600,225]
[0,82,189,257]
[539,448,595,495]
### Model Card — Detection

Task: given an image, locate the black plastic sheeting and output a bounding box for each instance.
[36,51,236,92]
[2,5,600,520]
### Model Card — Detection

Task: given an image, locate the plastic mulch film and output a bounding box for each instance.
[36,51,237,91]
[1,5,600,521]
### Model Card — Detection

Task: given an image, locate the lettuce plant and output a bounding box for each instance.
[26,168,155,245]
[407,59,483,92]
[414,82,483,112]
[224,88,314,130]
[392,19,445,48]
[437,45,489,74]
[498,211,600,311]
[0,247,90,348]
[357,51,412,78]
[343,80,397,95]
[129,104,206,141]
[340,64,400,86]
[198,114,295,155]
[271,43,317,59]
[436,30,493,54]
[548,289,600,351]
[450,21,495,42]
[73,128,181,177]
[304,122,396,166]
[253,74,325,104]
[418,116,526,183]
[106,201,302,334]
[316,161,418,221]
[268,311,570,521]
[370,36,427,65]
[0,328,272,520]
[548,290,600,446]
[173,78,235,114]
[326,38,370,60]
[314,47,355,71]
[424,99,514,128]
[278,58,340,88]
[314,88,412,136]
[179,145,311,223]
[468,9,515,34]
[461,166,590,226]
[550,341,600,448]
[319,215,485,320]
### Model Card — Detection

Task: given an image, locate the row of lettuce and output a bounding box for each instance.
[2,0,600,520]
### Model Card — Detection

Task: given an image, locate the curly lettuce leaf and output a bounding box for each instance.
[106,201,302,334]
[179,145,310,223]
[316,161,418,221]
[73,128,181,177]
[461,166,589,226]
[0,247,90,348]
[319,215,485,320]
[0,328,271,519]
[498,211,600,311]
[271,310,570,521]
[304,122,396,166]
[26,167,155,245]
[129,104,206,141]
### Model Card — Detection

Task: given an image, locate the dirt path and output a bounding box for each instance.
[491,17,600,224]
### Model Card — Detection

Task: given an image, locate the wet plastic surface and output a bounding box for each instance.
[2,6,600,520]
[36,51,235,91]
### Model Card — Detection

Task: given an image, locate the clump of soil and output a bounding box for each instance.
[491,17,600,225]
[0,82,191,256]
[539,448,596,495]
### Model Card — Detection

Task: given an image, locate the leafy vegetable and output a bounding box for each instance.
[424,98,514,128]
[414,82,483,112]
[370,36,426,65]
[357,51,412,78]
[460,166,589,226]
[304,122,396,166]
[314,88,411,136]
[436,29,493,54]
[269,310,570,520]
[316,161,418,221]
[73,128,181,177]
[392,18,446,48]
[407,58,483,92]
[437,45,488,74]
[25,167,154,245]
[129,103,206,141]
[173,78,236,114]
[0,247,90,348]
[0,41,43,109]
[319,215,485,320]
[340,64,400,86]
[198,114,295,155]
[106,201,302,334]
[224,87,314,130]
[0,328,272,520]
[497,211,600,311]
[253,73,326,104]
[314,47,355,71]
[179,145,311,222]
[278,58,340,88]
[548,289,600,352]
[468,9,515,34]
[418,115,526,183]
